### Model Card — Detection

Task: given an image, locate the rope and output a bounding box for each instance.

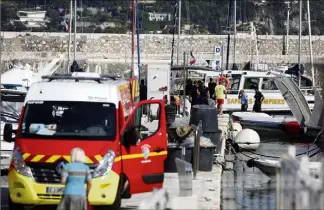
[228,139,321,159]
[246,147,320,159]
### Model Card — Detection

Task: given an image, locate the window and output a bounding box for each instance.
[243,78,260,90]
[125,103,161,141]
[227,74,241,90]
[261,78,278,90]
[20,101,116,140]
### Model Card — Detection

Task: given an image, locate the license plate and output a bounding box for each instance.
[46,187,64,194]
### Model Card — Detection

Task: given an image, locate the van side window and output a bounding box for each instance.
[126,103,161,141]
[243,78,260,90]
[261,78,278,90]
[228,74,241,90]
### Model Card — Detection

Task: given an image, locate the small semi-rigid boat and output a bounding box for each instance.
[246,158,321,179]
[231,112,301,136]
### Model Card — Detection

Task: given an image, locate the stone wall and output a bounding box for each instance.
[1,32,324,64]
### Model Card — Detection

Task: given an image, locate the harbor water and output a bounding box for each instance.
[232,136,322,210]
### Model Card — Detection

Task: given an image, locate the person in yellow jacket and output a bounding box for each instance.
[215,80,227,115]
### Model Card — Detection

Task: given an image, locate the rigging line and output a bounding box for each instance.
[242,146,320,159]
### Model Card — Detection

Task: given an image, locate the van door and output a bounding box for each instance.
[120,100,167,194]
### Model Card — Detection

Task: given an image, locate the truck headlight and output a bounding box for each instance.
[12,147,33,177]
[93,149,115,178]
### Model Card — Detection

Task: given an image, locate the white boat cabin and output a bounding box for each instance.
[187,70,314,112]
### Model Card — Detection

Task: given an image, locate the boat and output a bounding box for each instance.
[273,76,322,141]
[182,69,314,113]
[0,55,64,169]
[246,158,321,179]
[1,55,64,93]
[231,112,300,137]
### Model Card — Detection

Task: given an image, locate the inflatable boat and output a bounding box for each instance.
[231,112,301,136]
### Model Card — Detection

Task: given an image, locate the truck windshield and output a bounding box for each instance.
[20,101,116,140]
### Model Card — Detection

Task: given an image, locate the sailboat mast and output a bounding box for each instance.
[68,0,73,72]
[131,0,135,77]
[285,1,290,55]
[233,0,236,66]
[306,0,314,87]
[298,0,302,87]
[136,0,141,81]
[225,0,233,70]
[177,0,181,65]
[74,0,77,61]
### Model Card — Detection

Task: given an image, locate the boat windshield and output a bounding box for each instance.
[19,101,116,140]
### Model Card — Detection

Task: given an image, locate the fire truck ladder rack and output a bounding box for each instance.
[42,73,122,83]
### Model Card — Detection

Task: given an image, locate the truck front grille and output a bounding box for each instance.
[26,163,97,184]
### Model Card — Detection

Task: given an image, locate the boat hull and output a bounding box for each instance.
[247,158,321,179]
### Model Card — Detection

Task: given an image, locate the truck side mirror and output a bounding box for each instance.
[3,124,15,142]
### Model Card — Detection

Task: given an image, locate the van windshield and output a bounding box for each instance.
[20,101,116,140]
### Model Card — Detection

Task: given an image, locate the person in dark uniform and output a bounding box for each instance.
[185,79,193,96]
[139,79,147,101]
[198,80,208,102]
[190,85,198,106]
[253,88,264,112]
[70,61,85,72]
[196,88,208,105]
[208,78,216,100]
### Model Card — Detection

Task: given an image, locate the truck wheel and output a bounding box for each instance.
[8,196,25,209]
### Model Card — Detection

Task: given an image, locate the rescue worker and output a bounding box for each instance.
[70,61,80,73]
[185,79,193,95]
[196,88,208,105]
[198,80,208,102]
[253,88,264,113]
[163,95,168,105]
[215,80,227,115]
[190,83,198,106]
[57,147,92,210]
[208,78,216,100]
[140,79,147,101]
[238,89,248,111]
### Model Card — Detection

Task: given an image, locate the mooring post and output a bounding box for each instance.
[193,120,202,180]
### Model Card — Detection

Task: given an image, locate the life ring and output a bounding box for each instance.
[216,77,231,89]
